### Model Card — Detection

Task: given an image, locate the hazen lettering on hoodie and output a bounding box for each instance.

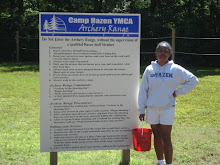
[150,72,173,78]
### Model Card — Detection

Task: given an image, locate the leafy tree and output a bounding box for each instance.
[0,0,219,66]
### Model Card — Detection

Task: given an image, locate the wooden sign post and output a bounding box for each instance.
[121,149,130,164]
[50,152,57,165]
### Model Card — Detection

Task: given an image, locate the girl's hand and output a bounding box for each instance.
[139,114,145,121]
[173,92,177,98]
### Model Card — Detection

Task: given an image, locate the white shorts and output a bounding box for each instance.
[146,106,175,125]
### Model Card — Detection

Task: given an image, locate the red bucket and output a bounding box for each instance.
[132,128,152,151]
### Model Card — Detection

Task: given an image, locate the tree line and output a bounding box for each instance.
[0,0,219,67]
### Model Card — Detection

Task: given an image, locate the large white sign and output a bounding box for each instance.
[40,13,140,152]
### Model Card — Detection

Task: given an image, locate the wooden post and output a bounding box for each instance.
[121,149,130,165]
[50,152,58,165]
[172,28,175,61]
[15,31,20,62]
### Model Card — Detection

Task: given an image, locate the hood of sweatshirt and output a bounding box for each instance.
[151,60,174,66]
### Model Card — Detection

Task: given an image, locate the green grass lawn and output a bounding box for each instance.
[0,63,219,165]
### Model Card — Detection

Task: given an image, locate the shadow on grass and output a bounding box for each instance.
[0,62,39,72]
[189,67,220,78]
[0,63,219,78]
[140,66,220,78]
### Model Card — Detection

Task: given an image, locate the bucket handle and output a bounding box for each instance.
[141,119,143,135]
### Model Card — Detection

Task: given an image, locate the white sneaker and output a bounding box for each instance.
[157,160,165,165]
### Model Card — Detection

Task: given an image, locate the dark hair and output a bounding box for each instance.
[156,41,173,60]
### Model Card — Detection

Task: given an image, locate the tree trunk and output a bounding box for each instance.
[188,0,192,17]
[150,0,157,13]
[94,0,102,12]
[17,0,24,30]
[130,0,136,12]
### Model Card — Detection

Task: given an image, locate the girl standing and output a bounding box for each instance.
[138,41,198,165]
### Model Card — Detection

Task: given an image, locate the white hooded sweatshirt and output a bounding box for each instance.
[138,60,198,114]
